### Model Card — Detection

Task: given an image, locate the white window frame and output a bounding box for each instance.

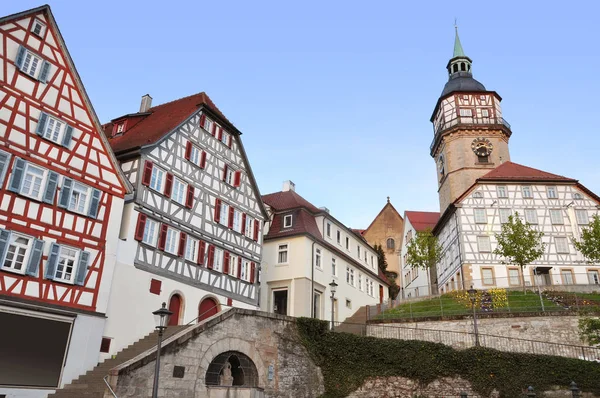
[185,237,198,262]
[245,216,254,239]
[555,237,569,254]
[561,269,574,285]
[477,236,491,253]
[496,186,508,198]
[241,259,250,282]
[345,236,350,250]
[481,109,490,117]
[189,144,201,165]
[149,166,166,192]
[283,214,293,228]
[233,210,241,232]
[171,178,186,205]
[220,202,229,225]
[522,186,533,198]
[547,186,558,199]
[358,273,363,291]
[315,248,322,269]
[499,208,511,224]
[1,232,33,274]
[41,114,66,144]
[326,223,331,238]
[54,246,80,284]
[588,270,599,285]
[68,181,91,215]
[459,108,472,117]
[225,167,235,185]
[336,230,341,244]
[349,268,355,286]
[573,192,584,200]
[20,49,43,79]
[213,248,223,272]
[277,244,288,264]
[203,117,213,132]
[472,191,483,198]
[331,258,337,277]
[481,268,495,285]
[220,130,229,145]
[474,208,487,224]
[20,163,48,201]
[345,299,352,309]
[549,209,563,225]
[524,209,538,224]
[346,266,351,284]
[576,209,589,225]
[228,254,238,277]
[32,19,46,37]
[164,227,179,255]
[508,268,520,286]
[142,219,159,246]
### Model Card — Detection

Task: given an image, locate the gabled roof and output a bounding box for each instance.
[363,199,404,235]
[0,5,131,194]
[404,211,440,232]
[262,190,322,214]
[105,92,231,154]
[479,161,576,183]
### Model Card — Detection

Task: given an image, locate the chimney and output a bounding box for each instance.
[282,180,295,192]
[139,94,153,113]
[319,207,330,214]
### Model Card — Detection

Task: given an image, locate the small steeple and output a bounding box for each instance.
[453,25,465,58]
[446,24,472,78]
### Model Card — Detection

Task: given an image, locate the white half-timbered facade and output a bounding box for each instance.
[0,6,129,397]
[433,163,600,292]
[102,92,267,357]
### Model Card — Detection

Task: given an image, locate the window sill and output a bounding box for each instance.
[50,278,75,286]
[275,263,289,267]
[0,267,26,276]
[17,70,45,84]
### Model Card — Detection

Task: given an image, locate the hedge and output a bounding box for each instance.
[296,317,600,398]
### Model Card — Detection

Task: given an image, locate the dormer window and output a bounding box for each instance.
[116,122,125,134]
[472,191,483,198]
[283,214,293,228]
[31,19,46,37]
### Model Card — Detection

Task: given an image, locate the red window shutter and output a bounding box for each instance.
[112,124,118,135]
[186,185,194,209]
[253,220,260,241]
[122,120,128,132]
[207,245,215,269]
[200,114,206,129]
[157,224,168,251]
[250,262,256,283]
[233,170,241,187]
[228,135,233,148]
[134,213,147,241]
[211,123,217,136]
[222,164,228,182]
[142,161,153,186]
[237,257,242,278]
[223,252,230,274]
[227,297,233,306]
[228,206,234,229]
[241,213,247,235]
[214,199,222,221]
[185,141,192,161]
[198,241,206,265]
[178,233,187,257]
[164,173,174,197]
[200,151,207,169]
[149,278,162,295]
[217,127,223,141]
[100,338,111,353]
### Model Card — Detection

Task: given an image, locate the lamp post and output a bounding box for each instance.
[468,286,480,347]
[570,381,580,398]
[329,280,338,331]
[152,302,172,398]
[526,386,536,397]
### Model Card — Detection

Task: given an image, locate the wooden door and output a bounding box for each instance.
[168,294,182,326]
[198,298,219,322]
[379,285,384,304]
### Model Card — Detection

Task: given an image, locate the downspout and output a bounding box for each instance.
[311,240,316,318]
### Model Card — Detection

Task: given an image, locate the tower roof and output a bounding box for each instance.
[440,26,486,98]
[453,26,465,57]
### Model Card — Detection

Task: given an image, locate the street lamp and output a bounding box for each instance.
[152,302,172,398]
[329,280,338,331]
[526,386,536,397]
[570,381,580,398]
[468,286,480,347]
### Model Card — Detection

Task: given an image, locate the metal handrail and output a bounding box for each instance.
[103,374,118,398]
[430,116,511,151]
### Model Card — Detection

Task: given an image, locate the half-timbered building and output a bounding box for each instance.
[0,6,129,396]
[426,28,600,294]
[261,181,389,322]
[101,92,267,357]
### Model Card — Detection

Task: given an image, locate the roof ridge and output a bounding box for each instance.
[147,91,206,111]
[480,161,574,181]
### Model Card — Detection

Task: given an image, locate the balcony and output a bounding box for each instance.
[430,116,511,152]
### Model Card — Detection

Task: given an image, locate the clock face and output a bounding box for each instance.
[471,138,494,157]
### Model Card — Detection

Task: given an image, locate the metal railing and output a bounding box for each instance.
[430,116,511,151]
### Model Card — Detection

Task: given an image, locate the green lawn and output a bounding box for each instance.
[376,290,567,320]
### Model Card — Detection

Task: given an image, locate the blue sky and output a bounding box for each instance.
[7,1,600,228]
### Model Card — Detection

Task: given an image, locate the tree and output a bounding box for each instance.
[493,212,545,292]
[573,214,600,264]
[579,317,600,347]
[374,244,400,300]
[405,228,443,296]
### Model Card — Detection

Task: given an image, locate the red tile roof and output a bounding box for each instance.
[266,209,323,241]
[105,92,232,154]
[262,190,322,214]
[404,211,440,232]
[479,161,575,182]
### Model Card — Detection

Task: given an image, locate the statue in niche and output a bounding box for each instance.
[219,361,234,386]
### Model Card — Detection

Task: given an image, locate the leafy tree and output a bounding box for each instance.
[374,244,400,300]
[405,228,443,295]
[579,317,600,346]
[573,214,600,264]
[493,212,545,292]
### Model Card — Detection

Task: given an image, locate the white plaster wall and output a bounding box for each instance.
[400,217,432,297]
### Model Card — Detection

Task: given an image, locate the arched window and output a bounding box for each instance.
[460,63,466,71]
[205,351,259,387]
[386,238,395,250]
[452,64,458,73]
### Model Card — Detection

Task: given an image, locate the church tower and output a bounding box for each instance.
[431,27,512,213]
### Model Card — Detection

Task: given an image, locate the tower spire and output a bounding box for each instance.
[453,23,465,58]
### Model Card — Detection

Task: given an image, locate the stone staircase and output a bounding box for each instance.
[335,305,369,335]
[48,325,190,398]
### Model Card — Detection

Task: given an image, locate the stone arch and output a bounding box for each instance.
[198,294,221,323]
[197,337,267,391]
[167,291,186,326]
[204,351,259,387]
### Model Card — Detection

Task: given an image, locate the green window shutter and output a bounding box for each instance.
[58,177,73,208]
[7,158,25,193]
[15,45,26,69]
[44,242,60,280]
[75,251,90,286]
[62,125,73,147]
[0,150,12,189]
[26,239,44,277]
[43,171,59,204]
[87,189,101,219]
[36,113,48,136]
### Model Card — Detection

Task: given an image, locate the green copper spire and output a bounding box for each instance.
[453,25,465,58]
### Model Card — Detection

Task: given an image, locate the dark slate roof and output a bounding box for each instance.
[441,72,486,97]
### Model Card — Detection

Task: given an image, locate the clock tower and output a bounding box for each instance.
[431,27,513,213]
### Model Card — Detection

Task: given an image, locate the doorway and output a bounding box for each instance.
[534,268,553,287]
[273,290,288,315]
[168,294,182,326]
[379,285,384,304]
[198,297,219,322]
